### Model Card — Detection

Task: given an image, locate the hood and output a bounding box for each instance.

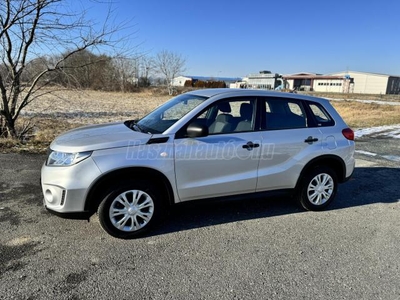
[50,122,151,152]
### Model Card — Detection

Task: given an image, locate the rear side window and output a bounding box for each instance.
[308,103,334,127]
[264,98,307,130]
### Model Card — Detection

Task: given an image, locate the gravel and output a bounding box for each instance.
[0,141,399,299]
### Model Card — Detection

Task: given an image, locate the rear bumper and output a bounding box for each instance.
[343,156,356,183]
[343,168,354,183]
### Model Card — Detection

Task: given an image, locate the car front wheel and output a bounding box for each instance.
[97,181,162,238]
[297,166,338,211]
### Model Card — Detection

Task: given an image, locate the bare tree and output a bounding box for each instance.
[110,55,154,90]
[0,0,132,139]
[136,55,154,87]
[154,50,186,95]
[110,56,137,92]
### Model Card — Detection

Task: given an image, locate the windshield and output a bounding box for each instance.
[135,94,207,134]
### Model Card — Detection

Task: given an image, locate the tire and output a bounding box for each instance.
[297,166,338,211]
[97,180,163,239]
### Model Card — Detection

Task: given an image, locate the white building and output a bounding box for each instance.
[283,72,353,93]
[227,71,285,90]
[327,71,400,94]
[172,76,192,87]
[175,71,400,95]
[243,71,285,90]
[283,71,400,94]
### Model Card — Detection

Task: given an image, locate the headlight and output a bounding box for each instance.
[46,151,92,166]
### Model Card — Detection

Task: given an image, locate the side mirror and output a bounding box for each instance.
[187,122,209,138]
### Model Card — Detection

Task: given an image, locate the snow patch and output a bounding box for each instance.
[355,150,377,156]
[329,98,400,106]
[356,150,400,162]
[382,155,400,162]
[355,125,400,139]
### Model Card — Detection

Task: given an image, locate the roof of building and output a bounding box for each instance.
[283,72,323,77]
[327,70,400,78]
[180,75,242,82]
[283,74,348,80]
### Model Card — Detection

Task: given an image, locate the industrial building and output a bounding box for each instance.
[229,71,354,93]
[173,70,400,95]
[283,71,400,94]
[242,71,284,90]
[327,71,400,94]
[245,70,400,94]
[283,72,354,93]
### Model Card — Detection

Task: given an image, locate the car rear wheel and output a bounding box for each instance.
[297,166,338,211]
[97,181,162,238]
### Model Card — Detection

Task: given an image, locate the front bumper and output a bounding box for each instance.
[44,205,91,219]
[41,157,102,213]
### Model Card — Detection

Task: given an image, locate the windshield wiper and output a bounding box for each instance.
[124,120,143,132]
[133,123,143,132]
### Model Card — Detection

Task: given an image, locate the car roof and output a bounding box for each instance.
[187,88,330,104]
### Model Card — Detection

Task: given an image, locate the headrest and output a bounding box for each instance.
[240,103,252,120]
[217,102,231,113]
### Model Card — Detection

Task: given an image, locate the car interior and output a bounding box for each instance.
[186,97,308,136]
[265,99,307,130]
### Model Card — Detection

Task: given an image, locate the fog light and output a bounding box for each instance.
[44,189,54,203]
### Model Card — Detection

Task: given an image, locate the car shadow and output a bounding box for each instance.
[147,167,400,237]
[330,167,400,209]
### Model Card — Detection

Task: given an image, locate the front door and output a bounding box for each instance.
[174,97,261,201]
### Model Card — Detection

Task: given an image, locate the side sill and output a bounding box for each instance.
[175,189,295,206]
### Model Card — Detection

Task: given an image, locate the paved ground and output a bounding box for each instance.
[0,136,399,300]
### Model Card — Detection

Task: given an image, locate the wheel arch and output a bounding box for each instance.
[295,155,346,191]
[84,167,175,213]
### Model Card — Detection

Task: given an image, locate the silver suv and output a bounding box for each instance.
[41,89,355,238]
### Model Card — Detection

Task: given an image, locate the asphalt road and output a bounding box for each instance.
[0,137,399,300]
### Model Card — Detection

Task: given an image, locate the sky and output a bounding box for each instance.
[72,0,400,78]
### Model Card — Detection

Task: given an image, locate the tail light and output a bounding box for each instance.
[342,128,354,141]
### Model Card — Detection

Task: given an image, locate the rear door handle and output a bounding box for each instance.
[304,136,319,144]
[242,141,260,149]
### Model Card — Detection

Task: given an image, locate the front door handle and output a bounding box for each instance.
[242,141,260,149]
[304,136,319,144]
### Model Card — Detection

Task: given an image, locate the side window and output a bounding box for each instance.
[191,98,256,135]
[288,102,305,118]
[308,103,334,127]
[265,102,271,113]
[264,98,307,130]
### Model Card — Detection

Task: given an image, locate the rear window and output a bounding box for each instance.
[308,103,334,127]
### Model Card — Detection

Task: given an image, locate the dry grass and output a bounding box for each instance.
[331,101,400,129]
[21,89,169,119]
[304,92,400,102]
[2,89,169,153]
[1,89,400,153]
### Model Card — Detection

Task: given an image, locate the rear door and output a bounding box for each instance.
[256,97,323,191]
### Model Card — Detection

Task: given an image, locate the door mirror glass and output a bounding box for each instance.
[187,122,209,138]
